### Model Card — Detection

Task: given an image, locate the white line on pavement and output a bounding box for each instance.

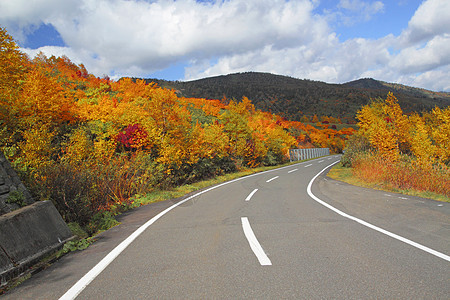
[245,189,258,201]
[307,161,450,263]
[304,164,313,167]
[318,160,324,163]
[266,176,279,183]
[288,168,298,173]
[241,217,272,266]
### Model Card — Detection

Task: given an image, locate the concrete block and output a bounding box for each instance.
[0,249,13,274]
[0,201,74,285]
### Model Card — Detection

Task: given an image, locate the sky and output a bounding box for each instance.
[0,0,449,92]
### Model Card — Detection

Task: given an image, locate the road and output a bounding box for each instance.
[3,156,449,299]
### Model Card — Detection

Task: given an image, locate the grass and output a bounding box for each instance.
[328,162,449,202]
[1,274,31,295]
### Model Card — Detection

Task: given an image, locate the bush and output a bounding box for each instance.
[85,211,119,235]
[353,152,450,197]
[157,156,238,188]
[341,134,370,167]
[34,152,157,228]
[6,190,26,207]
[263,150,286,166]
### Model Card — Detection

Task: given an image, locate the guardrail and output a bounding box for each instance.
[289,148,330,162]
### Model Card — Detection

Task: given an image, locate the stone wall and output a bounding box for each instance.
[0,152,73,285]
[0,152,34,215]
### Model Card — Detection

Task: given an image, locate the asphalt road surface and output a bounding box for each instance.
[3,156,449,299]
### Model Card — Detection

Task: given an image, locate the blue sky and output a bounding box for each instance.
[1,0,449,91]
[315,1,421,40]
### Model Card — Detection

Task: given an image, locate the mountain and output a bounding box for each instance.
[140,72,450,123]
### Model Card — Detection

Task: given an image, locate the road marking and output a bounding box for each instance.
[318,160,324,163]
[307,162,450,263]
[288,168,298,173]
[245,189,258,201]
[304,164,313,167]
[266,176,279,183]
[60,158,338,300]
[241,217,272,266]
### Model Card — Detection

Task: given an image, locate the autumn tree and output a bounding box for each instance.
[0,27,30,154]
[357,94,402,160]
[0,27,29,103]
[409,114,436,164]
[430,107,450,163]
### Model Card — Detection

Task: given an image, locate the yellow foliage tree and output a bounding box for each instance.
[409,114,436,164]
[356,95,400,160]
[430,107,450,163]
[20,124,56,173]
[383,92,410,154]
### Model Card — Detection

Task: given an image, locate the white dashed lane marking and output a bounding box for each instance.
[266,176,279,183]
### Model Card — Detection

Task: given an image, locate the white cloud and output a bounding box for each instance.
[407,65,450,92]
[399,0,450,45]
[391,34,450,74]
[186,34,394,84]
[0,0,79,42]
[1,0,449,91]
[3,0,330,77]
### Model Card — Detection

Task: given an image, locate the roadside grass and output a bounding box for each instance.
[328,163,449,203]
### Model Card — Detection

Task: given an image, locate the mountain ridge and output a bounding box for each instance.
[140,72,450,123]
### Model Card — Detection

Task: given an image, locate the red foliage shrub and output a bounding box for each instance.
[117,124,149,150]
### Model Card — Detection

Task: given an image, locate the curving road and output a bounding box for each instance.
[4,156,450,299]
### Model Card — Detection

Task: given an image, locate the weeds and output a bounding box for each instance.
[348,152,449,200]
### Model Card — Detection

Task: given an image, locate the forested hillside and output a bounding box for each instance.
[144,72,450,123]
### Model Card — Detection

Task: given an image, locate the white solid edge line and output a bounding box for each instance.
[288,168,298,173]
[266,176,279,183]
[307,161,450,263]
[241,217,272,266]
[245,189,259,201]
[60,156,335,299]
